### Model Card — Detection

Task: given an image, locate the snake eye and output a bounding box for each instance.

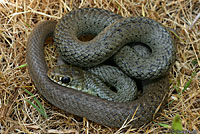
[61,77,71,84]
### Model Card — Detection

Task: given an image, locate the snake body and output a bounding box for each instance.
[54,8,175,80]
[26,8,175,127]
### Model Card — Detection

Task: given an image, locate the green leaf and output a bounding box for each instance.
[172,114,183,134]
[174,80,181,94]
[17,63,27,69]
[168,72,196,106]
[24,89,44,111]
[168,29,186,44]
[167,82,180,106]
[182,72,196,93]
[25,99,48,118]
[158,123,171,128]
[191,59,198,66]
[23,88,48,118]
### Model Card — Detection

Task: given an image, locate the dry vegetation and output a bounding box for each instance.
[0,0,199,133]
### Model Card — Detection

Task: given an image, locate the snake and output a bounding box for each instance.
[26,8,175,127]
[48,65,138,102]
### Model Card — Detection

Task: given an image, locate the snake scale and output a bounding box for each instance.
[26,8,175,127]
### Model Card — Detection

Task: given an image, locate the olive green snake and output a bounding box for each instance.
[26,8,175,127]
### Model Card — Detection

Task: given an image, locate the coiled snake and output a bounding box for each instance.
[26,8,175,127]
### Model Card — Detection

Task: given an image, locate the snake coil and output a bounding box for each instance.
[26,8,175,127]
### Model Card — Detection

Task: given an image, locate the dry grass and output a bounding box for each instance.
[0,0,199,133]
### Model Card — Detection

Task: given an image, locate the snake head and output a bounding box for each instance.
[47,65,85,90]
